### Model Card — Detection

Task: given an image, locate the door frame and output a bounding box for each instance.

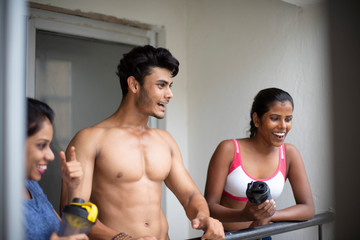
[27,6,164,129]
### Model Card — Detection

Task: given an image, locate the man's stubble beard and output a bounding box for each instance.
[137,86,165,120]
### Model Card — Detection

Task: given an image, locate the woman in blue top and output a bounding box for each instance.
[24,98,88,240]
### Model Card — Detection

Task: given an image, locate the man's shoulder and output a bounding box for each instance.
[75,125,106,137]
[152,128,173,139]
[71,123,113,145]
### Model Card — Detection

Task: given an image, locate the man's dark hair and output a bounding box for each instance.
[27,97,54,137]
[249,88,294,138]
[116,45,179,97]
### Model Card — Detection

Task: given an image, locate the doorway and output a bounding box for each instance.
[35,30,134,212]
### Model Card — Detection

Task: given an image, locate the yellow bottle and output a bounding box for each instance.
[58,198,98,236]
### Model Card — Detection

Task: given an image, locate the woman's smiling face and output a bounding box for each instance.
[254,100,293,147]
[26,118,54,181]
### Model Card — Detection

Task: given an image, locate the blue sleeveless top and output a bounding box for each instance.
[24,180,60,240]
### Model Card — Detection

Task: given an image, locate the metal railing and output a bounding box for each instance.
[188,211,335,240]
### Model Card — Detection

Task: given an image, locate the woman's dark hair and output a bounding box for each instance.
[27,98,54,137]
[249,88,294,138]
[116,45,179,97]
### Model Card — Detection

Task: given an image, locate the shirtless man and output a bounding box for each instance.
[61,45,224,240]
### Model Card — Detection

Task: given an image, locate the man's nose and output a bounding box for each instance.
[166,87,173,99]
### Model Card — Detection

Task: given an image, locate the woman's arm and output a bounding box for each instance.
[204,140,275,222]
[270,143,315,222]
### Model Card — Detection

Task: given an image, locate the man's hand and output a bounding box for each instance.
[191,215,225,240]
[60,146,83,190]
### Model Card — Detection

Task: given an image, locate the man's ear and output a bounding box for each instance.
[127,76,139,93]
[252,112,260,128]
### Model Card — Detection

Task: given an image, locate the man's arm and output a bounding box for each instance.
[60,129,95,206]
[163,132,224,240]
[60,129,119,240]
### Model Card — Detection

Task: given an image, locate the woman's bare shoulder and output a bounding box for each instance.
[210,139,238,164]
[284,143,301,156]
[284,143,304,170]
[217,138,237,151]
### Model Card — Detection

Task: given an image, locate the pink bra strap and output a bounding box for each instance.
[228,139,241,174]
[279,144,286,179]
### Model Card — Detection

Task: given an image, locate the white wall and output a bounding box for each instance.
[29,0,333,239]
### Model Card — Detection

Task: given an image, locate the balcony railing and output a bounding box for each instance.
[187,211,335,240]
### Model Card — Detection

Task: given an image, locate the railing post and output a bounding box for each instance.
[318,224,323,240]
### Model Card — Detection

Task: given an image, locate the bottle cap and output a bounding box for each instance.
[246,181,271,204]
[62,198,98,223]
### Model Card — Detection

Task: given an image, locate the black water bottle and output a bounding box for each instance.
[246,181,272,204]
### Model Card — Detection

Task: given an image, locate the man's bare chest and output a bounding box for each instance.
[94,138,172,182]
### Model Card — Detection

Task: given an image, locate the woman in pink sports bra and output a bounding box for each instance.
[204,88,314,235]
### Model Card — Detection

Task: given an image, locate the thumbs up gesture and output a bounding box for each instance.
[60,146,83,190]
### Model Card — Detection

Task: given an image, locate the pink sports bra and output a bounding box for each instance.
[223,139,286,201]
